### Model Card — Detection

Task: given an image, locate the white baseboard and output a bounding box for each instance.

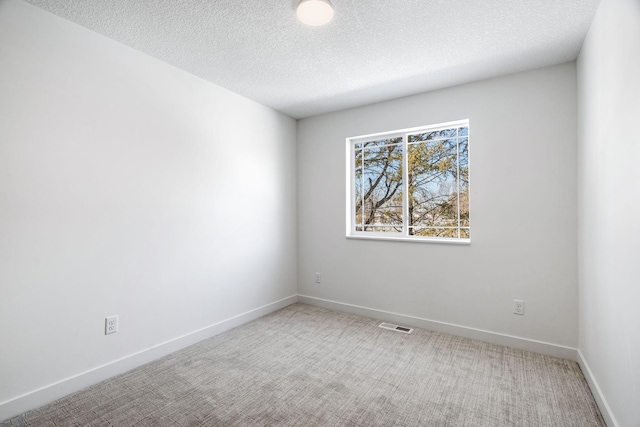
[577,350,618,427]
[298,295,577,361]
[0,295,298,422]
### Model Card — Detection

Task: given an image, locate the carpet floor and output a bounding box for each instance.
[2,303,605,426]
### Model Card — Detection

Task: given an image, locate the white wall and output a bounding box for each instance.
[577,0,640,425]
[298,63,578,352]
[0,0,297,419]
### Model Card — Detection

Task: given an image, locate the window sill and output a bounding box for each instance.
[346,235,470,245]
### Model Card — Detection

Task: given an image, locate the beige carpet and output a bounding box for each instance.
[2,303,605,426]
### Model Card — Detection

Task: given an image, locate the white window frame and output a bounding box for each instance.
[346,119,470,244]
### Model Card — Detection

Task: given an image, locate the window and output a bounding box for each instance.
[347,120,470,242]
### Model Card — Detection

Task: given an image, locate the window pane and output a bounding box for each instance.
[362,137,402,148]
[354,147,363,228]
[408,136,458,229]
[411,227,459,238]
[358,142,403,230]
[363,225,403,233]
[408,128,457,143]
[460,228,470,238]
[458,136,469,227]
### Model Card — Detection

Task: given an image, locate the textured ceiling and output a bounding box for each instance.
[24,0,601,119]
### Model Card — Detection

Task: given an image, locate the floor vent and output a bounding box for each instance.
[379,322,413,334]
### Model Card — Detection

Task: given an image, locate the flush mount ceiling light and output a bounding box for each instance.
[296,0,334,26]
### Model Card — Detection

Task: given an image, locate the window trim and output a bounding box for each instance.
[345,119,471,244]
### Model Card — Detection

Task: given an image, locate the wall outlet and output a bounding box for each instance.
[105,315,118,335]
[513,300,524,315]
[315,272,321,283]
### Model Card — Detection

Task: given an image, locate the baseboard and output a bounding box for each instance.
[298,295,577,361]
[577,350,618,427]
[0,295,298,422]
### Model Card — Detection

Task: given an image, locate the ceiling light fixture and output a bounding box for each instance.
[296,0,334,27]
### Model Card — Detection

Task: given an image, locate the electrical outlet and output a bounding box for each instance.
[105,315,118,335]
[513,300,524,315]
[315,272,321,283]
